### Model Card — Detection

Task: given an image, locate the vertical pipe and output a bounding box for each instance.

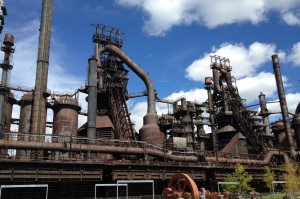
[258,92,271,136]
[271,54,296,156]
[0,34,14,132]
[0,34,15,157]
[31,0,52,138]
[207,87,218,161]
[87,57,98,139]
[0,72,8,132]
[181,98,187,110]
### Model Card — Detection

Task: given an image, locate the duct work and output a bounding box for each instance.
[0,138,197,162]
[103,45,165,147]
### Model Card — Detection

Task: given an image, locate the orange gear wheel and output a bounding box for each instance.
[162,173,199,199]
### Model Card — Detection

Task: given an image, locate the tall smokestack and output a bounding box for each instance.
[0,34,15,132]
[31,0,52,139]
[271,54,296,156]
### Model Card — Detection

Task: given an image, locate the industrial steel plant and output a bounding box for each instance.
[0,0,299,198]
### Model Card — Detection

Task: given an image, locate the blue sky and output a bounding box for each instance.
[3,0,300,131]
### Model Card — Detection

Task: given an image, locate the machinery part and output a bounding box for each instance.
[162,173,199,199]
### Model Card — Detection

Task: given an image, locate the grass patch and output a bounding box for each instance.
[261,193,285,199]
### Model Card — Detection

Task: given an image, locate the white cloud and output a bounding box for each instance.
[5,19,40,87]
[115,0,300,36]
[287,42,300,67]
[282,11,300,26]
[130,101,168,131]
[166,88,208,104]
[266,93,300,116]
[265,0,300,12]
[237,72,277,103]
[197,0,265,28]
[185,42,278,82]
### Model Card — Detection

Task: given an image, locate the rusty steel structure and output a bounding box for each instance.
[0,1,300,198]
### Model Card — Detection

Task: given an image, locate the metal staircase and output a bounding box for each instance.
[108,86,134,140]
[228,99,265,155]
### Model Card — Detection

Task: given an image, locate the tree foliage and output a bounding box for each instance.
[222,163,253,195]
[282,160,300,196]
[263,166,276,191]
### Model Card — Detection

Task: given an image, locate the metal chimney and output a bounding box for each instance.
[31,0,52,139]
[271,54,296,156]
[0,34,15,132]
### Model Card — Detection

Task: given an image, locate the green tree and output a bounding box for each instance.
[222,163,253,196]
[263,166,276,193]
[282,161,300,198]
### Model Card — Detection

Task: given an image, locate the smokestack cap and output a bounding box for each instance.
[3,34,14,47]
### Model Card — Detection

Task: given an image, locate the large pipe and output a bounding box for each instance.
[87,57,98,139]
[102,45,164,146]
[271,54,296,156]
[0,139,197,162]
[207,86,218,161]
[212,69,222,92]
[31,0,52,138]
[206,149,290,165]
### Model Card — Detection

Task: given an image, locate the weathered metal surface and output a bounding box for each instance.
[1,0,300,194]
[162,173,199,199]
[3,91,14,132]
[87,57,97,139]
[31,0,52,137]
[272,54,296,156]
[112,170,205,181]
[16,92,33,158]
[52,95,80,138]
[0,137,198,162]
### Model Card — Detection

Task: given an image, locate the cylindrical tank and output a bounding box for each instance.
[271,121,288,149]
[18,92,34,133]
[0,91,15,157]
[3,91,15,132]
[3,34,15,47]
[293,116,300,148]
[16,92,34,159]
[52,95,81,160]
[52,95,81,140]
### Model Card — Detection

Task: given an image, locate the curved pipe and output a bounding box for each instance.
[212,69,222,92]
[127,91,147,98]
[155,94,188,105]
[104,45,156,115]
[0,139,197,162]
[205,149,290,165]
